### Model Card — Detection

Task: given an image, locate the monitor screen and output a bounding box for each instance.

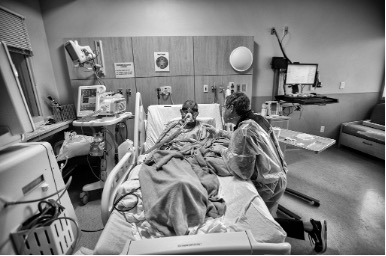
[77,86,102,117]
[65,42,79,62]
[80,88,97,111]
[285,64,318,85]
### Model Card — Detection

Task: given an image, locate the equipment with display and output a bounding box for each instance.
[64,40,96,66]
[77,85,126,118]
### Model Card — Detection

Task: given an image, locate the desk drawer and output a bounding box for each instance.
[340,133,384,160]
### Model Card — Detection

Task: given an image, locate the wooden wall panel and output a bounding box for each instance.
[135,76,194,111]
[64,36,254,128]
[64,37,133,79]
[132,37,194,77]
[193,36,254,76]
[195,75,253,104]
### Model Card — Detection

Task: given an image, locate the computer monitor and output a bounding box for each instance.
[285,63,318,85]
[77,85,105,117]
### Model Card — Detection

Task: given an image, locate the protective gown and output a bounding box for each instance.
[222,119,288,215]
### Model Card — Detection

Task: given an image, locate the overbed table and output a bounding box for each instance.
[276,129,336,220]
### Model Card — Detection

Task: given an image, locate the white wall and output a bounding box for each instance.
[39,0,384,104]
[0,0,384,138]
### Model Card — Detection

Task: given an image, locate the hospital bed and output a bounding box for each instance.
[93,92,291,254]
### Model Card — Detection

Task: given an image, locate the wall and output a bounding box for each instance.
[3,0,385,139]
[0,0,58,117]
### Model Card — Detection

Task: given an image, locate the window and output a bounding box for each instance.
[9,52,40,116]
[0,5,41,117]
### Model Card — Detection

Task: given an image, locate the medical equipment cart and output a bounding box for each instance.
[72,112,133,204]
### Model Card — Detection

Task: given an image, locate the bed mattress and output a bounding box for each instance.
[342,123,385,144]
[94,166,286,255]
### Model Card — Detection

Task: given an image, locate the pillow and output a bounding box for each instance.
[169,117,216,127]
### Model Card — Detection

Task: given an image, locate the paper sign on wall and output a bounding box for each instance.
[154,52,170,72]
[114,62,135,78]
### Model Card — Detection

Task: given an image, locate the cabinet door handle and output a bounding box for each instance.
[362,141,372,146]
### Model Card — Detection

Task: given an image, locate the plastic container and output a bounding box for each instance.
[11,211,75,255]
[52,104,76,122]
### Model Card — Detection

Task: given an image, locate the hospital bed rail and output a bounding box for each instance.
[101,92,145,225]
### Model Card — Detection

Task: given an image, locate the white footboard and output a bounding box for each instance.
[101,150,136,225]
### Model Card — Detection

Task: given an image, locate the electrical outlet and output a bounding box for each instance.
[160,86,172,95]
[271,28,276,35]
[227,82,235,94]
[236,84,241,92]
[203,84,209,93]
[241,84,247,92]
[117,88,123,94]
[339,82,345,89]
[320,126,325,133]
[284,26,289,34]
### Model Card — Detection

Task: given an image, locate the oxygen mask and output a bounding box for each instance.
[181,103,198,127]
[184,113,193,123]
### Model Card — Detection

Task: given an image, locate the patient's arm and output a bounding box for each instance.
[202,123,232,139]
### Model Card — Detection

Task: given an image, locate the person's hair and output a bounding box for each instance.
[182,100,198,111]
[225,92,250,115]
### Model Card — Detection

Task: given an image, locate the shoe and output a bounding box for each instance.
[308,219,327,253]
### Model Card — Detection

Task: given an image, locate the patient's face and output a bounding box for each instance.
[180,101,199,125]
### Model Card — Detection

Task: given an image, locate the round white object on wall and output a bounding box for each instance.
[229,46,253,72]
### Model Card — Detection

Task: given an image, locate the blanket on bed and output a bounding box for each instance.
[139,137,231,236]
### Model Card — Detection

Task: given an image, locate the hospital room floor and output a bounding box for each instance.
[67,145,385,255]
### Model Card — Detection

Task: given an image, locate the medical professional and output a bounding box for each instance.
[206,92,327,253]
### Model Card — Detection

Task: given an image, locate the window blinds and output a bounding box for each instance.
[0,6,33,56]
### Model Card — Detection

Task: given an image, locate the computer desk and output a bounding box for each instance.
[276,129,336,220]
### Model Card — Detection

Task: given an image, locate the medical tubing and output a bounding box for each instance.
[17,196,75,253]
[103,128,119,163]
[81,227,104,232]
[20,198,66,231]
[115,122,128,142]
[144,121,181,154]
[112,187,141,213]
[3,176,72,207]
[86,155,103,181]
[273,29,292,63]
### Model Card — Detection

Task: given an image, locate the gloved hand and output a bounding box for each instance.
[202,123,220,135]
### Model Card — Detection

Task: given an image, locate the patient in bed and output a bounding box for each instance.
[138,100,228,237]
